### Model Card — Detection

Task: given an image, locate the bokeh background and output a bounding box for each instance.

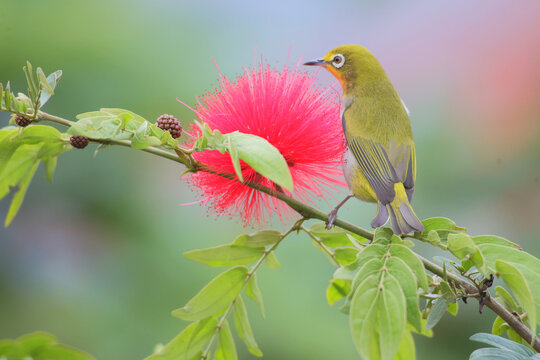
[1,1,540,359]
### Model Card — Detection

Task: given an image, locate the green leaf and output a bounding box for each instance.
[310,222,368,246]
[37,67,54,95]
[0,332,94,360]
[43,156,57,182]
[132,121,162,150]
[185,317,219,360]
[5,160,39,227]
[496,260,536,335]
[184,245,264,267]
[233,296,262,357]
[387,257,422,332]
[425,298,448,331]
[389,244,429,291]
[373,227,393,245]
[495,286,519,313]
[232,230,281,248]
[39,70,62,106]
[393,330,416,360]
[492,316,509,336]
[470,333,534,357]
[447,233,487,276]
[334,248,359,266]
[470,348,530,360]
[447,301,458,316]
[228,139,243,183]
[145,320,215,360]
[419,217,467,242]
[172,266,248,321]
[350,274,407,360]
[474,235,520,249]
[227,132,293,191]
[215,320,237,360]
[264,252,280,269]
[245,275,264,318]
[326,279,352,306]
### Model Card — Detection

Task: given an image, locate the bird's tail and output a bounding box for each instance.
[373,183,424,235]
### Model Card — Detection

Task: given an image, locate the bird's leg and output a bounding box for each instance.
[326,195,354,229]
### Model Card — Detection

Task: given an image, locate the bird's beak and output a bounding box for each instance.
[303,58,327,67]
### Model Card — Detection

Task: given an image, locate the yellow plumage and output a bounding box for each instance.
[305,44,424,235]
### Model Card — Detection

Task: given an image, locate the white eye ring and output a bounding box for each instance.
[332,54,345,68]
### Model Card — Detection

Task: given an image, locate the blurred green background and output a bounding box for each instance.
[1,1,540,359]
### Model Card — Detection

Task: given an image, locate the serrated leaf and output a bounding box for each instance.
[327,279,352,306]
[232,230,281,248]
[215,320,237,360]
[264,252,280,269]
[172,266,248,321]
[425,298,448,331]
[184,245,264,267]
[245,275,264,318]
[233,296,262,357]
[496,260,536,336]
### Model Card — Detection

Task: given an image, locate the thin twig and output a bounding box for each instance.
[22,111,540,352]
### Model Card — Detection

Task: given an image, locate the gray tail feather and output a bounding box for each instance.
[371,202,389,228]
[386,202,424,235]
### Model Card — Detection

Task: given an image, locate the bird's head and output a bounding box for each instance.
[304,44,383,92]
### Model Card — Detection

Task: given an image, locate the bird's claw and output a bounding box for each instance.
[326,209,338,229]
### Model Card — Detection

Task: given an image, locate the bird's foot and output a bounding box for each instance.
[326,208,339,229]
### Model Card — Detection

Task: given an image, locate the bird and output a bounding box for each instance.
[304,44,424,235]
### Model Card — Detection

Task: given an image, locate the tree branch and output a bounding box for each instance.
[33,111,540,352]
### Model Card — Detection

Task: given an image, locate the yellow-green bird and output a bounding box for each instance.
[304,44,424,235]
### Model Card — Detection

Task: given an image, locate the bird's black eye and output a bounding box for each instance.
[331,54,345,68]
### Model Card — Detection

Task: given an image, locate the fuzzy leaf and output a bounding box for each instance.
[172,266,248,321]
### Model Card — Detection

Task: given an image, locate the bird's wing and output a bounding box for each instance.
[346,134,416,204]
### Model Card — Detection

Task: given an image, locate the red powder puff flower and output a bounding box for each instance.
[185,60,346,226]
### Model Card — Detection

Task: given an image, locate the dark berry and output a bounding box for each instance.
[14,114,32,127]
[156,114,182,139]
[70,136,89,149]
